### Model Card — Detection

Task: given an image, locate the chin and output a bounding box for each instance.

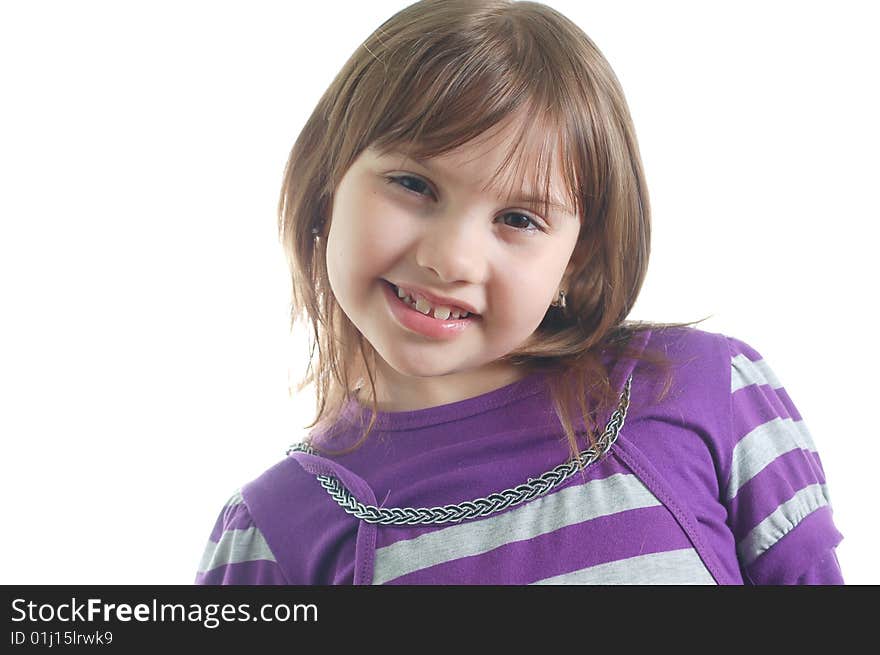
[374,349,463,379]
[383,359,456,380]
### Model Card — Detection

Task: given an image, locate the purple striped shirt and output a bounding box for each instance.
[195,327,844,584]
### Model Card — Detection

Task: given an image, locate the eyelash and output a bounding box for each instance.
[384,175,546,234]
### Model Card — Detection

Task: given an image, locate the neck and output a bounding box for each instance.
[354,361,533,413]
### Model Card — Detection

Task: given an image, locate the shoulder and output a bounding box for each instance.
[618,327,843,583]
[196,452,356,585]
[630,325,811,471]
[637,326,845,583]
[194,488,289,584]
[639,325,794,393]
[625,325,732,414]
[640,324,730,373]
[245,449,378,584]
[612,326,738,507]
[634,325,779,414]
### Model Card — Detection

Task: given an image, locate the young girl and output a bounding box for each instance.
[195,0,844,585]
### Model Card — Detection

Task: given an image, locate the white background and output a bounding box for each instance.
[1,0,876,584]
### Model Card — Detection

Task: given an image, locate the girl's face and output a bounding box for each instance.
[325,116,581,410]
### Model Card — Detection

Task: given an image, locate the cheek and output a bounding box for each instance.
[328,193,409,279]
[485,251,569,334]
[487,275,554,327]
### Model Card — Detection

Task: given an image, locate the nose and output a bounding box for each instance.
[414,211,486,284]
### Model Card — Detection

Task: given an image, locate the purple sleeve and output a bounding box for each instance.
[724,336,844,585]
[794,549,844,585]
[194,490,289,585]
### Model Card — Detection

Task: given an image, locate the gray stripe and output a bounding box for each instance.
[532,547,716,585]
[730,353,782,393]
[372,472,660,585]
[730,351,818,453]
[726,417,818,502]
[737,483,831,566]
[224,490,243,507]
[197,526,277,574]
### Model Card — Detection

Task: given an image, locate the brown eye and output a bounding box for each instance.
[501,213,543,233]
[386,175,432,197]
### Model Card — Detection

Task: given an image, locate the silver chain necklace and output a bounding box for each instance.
[286,374,633,526]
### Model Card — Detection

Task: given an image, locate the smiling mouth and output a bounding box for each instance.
[385,280,478,321]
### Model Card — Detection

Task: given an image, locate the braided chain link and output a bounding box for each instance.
[286,374,633,526]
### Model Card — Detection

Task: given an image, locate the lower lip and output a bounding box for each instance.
[382,280,479,340]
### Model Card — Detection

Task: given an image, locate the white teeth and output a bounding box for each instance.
[393,284,471,320]
[414,297,432,315]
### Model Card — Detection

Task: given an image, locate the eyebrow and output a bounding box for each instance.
[382,150,576,216]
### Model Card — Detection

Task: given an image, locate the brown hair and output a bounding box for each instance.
[278,0,709,467]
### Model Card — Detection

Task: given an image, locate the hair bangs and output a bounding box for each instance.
[481,110,581,224]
